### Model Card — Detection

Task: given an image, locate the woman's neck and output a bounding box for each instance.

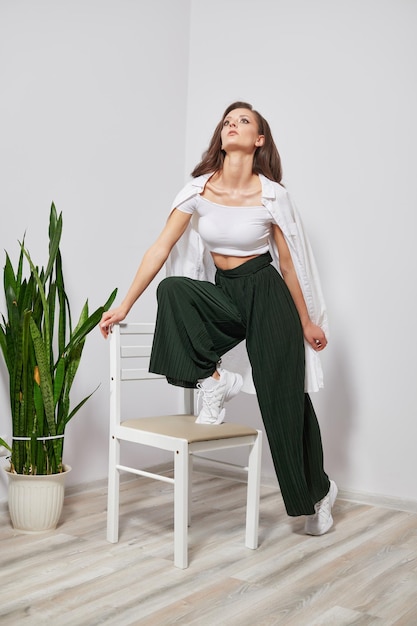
[220,153,256,189]
[204,155,262,207]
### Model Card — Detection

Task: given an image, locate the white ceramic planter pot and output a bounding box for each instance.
[5,465,71,533]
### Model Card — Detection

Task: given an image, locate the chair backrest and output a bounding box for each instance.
[110,322,194,427]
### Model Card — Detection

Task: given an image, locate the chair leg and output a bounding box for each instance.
[245,431,262,549]
[174,440,189,569]
[188,453,193,527]
[107,435,121,543]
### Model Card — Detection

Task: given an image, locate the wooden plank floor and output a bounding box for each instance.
[0,471,416,625]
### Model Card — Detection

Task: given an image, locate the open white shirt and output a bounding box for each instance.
[165,173,328,394]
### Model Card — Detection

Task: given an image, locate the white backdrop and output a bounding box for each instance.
[1,0,416,507]
[0,0,191,501]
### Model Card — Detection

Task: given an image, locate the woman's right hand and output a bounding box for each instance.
[99,306,127,338]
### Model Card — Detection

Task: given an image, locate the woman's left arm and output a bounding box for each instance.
[272,224,327,351]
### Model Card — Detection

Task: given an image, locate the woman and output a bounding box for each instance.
[100,101,337,535]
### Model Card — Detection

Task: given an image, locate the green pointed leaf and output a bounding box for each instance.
[53,356,66,406]
[22,246,51,370]
[57,341,84,430]
[103,287,118,312]
[29,318,56,437]
[63,288,117,356]
[55,250,67,355]
[63,385,100,427]
[0,323,8,370]
[4,253,17,298]
[44,207,62,284]
[0,437,12,452]
[49,203,58,242]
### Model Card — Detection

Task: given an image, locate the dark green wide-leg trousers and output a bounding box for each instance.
[149,252,330,516]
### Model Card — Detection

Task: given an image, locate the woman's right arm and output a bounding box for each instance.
[99,209,191,337]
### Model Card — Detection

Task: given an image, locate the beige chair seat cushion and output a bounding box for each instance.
[121,414,258,444]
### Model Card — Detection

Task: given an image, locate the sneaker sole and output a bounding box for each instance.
[195,407,226,425]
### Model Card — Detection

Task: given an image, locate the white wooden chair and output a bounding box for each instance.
[106,322,262,569]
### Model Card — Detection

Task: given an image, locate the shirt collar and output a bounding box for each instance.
[258,174,277,201]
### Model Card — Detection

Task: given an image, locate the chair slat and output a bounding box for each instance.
[121,368,163,381]
[121,346,152,358]
[119,322,155,335]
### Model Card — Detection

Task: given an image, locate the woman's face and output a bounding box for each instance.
[220,108,264,153]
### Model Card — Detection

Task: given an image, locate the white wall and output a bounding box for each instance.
[0,0,191,501]
[1,0,416,507]
[187,0,417,502]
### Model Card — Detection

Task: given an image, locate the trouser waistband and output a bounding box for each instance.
[215,252,273,278]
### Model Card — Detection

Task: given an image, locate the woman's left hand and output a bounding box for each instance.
[303,321,328,351]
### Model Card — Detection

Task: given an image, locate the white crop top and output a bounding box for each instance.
[176,195,273,256]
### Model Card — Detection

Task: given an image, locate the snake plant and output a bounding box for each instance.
[0,204,117,474]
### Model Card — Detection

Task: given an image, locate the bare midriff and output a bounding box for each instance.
[211,253,261,270]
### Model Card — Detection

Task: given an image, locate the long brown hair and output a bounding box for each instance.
[191,101,283,184]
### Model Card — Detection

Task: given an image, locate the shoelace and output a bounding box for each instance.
[315,493,331,519]
[196,381,226,418]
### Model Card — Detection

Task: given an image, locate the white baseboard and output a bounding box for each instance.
[334,488,417,514]
[189,460,417,515]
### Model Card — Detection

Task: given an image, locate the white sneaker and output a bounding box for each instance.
[304,480,338,536]
[195,369,243,425]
